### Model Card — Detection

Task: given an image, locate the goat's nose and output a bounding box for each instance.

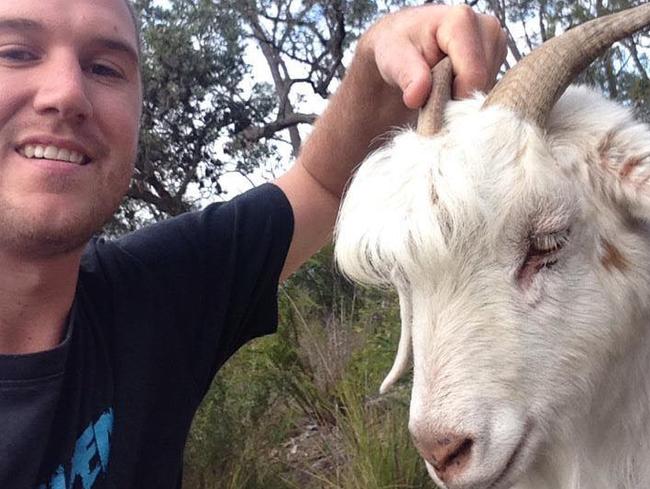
[411,431,474,483]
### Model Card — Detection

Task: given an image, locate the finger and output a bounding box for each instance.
[378,40,442,109]
[402,60,435,110]
[477,14,508,89]
[436,6,490,99]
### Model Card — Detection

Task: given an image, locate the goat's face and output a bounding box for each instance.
[335,88,650,489]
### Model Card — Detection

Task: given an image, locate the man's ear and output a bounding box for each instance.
[592,122,650,221]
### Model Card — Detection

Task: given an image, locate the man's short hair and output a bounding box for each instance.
[122,0,142,59]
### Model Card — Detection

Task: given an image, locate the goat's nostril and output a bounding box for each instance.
[412,432,474,482]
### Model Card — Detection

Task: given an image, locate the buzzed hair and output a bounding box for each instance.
[122,0,142,59]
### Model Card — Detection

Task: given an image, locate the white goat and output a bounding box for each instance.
[335,5,650,489]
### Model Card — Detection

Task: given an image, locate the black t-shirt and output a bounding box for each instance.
[0,183,294,489]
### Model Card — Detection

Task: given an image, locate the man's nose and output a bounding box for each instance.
[32,55,93,122]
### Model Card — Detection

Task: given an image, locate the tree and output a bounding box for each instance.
[110,0,386,233]
[110,0,249,231]
[475,0,649,116]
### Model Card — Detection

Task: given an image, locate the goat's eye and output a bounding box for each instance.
[517,229,570,286]
[529,230,570,255]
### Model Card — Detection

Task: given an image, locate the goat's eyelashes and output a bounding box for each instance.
[517,229,571,287]
[529,230,570,255]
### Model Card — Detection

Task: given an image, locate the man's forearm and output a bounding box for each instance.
[274,42,413,280]
[296,41,412,198]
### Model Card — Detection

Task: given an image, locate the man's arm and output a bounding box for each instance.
[274,5,507,280]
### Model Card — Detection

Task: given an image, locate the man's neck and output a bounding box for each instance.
[0,249,83,355]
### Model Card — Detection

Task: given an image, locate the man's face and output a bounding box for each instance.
[0,0,142,258]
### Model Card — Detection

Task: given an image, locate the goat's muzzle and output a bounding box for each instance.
[410,428,474,484]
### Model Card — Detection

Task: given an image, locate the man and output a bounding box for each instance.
[0,0,506,487]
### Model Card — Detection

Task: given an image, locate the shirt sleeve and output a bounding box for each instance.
[89,183,294,398]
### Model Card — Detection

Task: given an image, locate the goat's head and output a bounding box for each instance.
[335,5,650,489]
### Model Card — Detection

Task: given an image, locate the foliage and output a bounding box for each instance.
[321,381,437,489]
[183,335,294,489]
[477,0,650,117]
[110,0,385,233]
[183,247,426,488]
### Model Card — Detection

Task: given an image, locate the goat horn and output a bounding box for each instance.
[483,4,650,127]
[417,57,453,136]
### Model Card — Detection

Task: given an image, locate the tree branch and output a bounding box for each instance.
[241,113,317,142]
[624,39,650,83]
[485,0,524,62]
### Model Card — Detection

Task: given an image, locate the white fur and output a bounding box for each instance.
[334,86,650,489]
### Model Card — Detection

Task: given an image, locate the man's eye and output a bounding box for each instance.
[89,62,124,79]
[0,48,38,62]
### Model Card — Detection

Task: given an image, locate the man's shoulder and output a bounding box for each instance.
[78,182,293,289]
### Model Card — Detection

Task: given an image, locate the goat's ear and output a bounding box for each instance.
[592,123,650,220]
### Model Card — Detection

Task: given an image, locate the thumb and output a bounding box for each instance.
[378,43,437,110]
[402,58,434,110]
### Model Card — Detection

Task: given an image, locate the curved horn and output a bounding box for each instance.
[483,4,650,127]
[417,57,453,136]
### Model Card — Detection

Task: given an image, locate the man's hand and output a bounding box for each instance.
[275,5,507,280]
[360,4,507,109]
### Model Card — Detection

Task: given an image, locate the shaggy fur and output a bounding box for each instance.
[334,86,650,489]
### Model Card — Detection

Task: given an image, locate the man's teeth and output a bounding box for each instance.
[21,145,86,164]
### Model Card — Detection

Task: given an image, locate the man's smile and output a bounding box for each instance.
[18,144,88,164]
[14,138,94,165]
